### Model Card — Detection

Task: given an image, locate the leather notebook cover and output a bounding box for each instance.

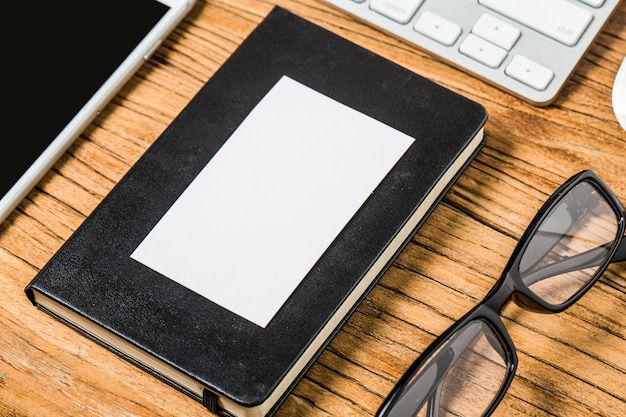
[25,6,487,417]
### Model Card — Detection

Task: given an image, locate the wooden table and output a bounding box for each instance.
[1,1,625,416]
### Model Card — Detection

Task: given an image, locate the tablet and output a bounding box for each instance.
[2,0,196,224]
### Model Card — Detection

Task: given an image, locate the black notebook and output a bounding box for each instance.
[25,6,487,417]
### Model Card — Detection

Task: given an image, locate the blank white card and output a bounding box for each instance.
[131,76,414,327]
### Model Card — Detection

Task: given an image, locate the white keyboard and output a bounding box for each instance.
[322,0,621,105]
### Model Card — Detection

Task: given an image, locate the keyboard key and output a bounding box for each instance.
[577,0,605,7]
[460,33,507,68]
[414,11,462,46]
[478,0,593,46]
[370,0,425,24]
[506,55,554,90]
[472,14,520,50]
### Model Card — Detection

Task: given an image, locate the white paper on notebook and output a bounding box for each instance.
[131,75,414,327]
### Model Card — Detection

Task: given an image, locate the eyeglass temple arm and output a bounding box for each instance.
[614,233,626,262]
[406,322,500,414]
[523,233,626,286]
[427,382,443,417]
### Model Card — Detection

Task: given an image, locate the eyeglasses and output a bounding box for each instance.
[376,170,626,417]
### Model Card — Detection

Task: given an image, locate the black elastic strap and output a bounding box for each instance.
[202,389,219,413]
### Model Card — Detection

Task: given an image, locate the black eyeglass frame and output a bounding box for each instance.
[376,170,626,417]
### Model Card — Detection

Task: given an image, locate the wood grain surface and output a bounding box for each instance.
[1,1,625,416]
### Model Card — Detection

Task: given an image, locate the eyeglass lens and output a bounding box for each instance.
[519,180,619,305]
[385,319,508,417]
